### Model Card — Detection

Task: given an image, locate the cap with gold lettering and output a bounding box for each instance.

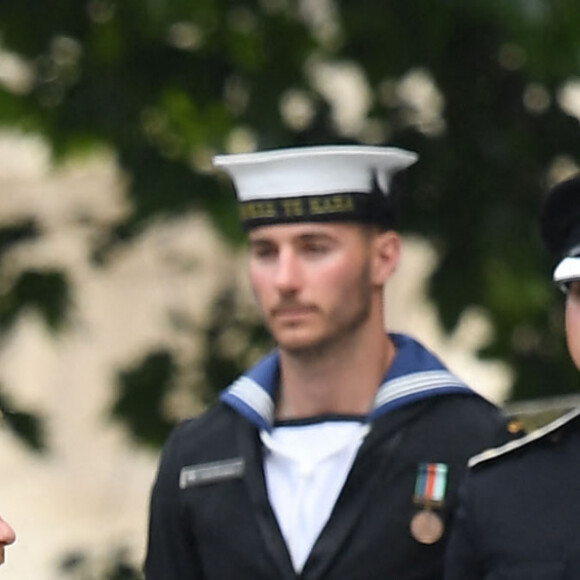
[213,145,418,230]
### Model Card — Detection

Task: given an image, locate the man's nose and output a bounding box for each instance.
[275,249,302,292]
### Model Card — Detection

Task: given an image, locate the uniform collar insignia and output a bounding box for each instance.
[469,406,580,468]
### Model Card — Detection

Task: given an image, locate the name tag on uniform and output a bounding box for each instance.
[179,458,245,489]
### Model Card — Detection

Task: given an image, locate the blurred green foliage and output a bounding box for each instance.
[59,546,144,579]
[112,350,179,448]
[0,388,45,451]
[0,0,579,448]
[0,270,71,330]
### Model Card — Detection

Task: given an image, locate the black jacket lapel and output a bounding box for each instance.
[236,418,297,579]
[302,402,429,579]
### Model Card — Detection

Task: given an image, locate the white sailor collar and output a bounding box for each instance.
[220,333,475,432]
[469,406,580,468]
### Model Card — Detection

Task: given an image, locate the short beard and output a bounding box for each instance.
[280,264,373,362]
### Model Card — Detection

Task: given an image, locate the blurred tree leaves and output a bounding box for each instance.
[59,546,143,579]
[195,286,273,407]
[0,222,68,449]
[112,286,272,446]
[112,350,178,448]
[0,269,71,331]
[0,220,39,259]
[0,0,580,439]
[0,388,45,451]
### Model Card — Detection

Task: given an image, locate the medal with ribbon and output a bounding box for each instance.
[410,462,448,544]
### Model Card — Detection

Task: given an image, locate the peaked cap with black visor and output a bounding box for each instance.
[213,145,418,230]
[540,174,580,292]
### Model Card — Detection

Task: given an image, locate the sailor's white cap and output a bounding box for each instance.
[213,145,418,229]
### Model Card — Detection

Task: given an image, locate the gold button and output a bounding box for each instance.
[507,419,523,434]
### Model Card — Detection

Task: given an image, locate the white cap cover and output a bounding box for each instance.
[553,256,580,288]
[213,145,418,229]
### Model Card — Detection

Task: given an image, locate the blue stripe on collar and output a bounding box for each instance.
[369,372,471,420]
[368,334,473,419]
[220,333,475,431]
[220,350,279,431]
[386,333,452,378]
[221,376,275,432]
[243,350,280,390]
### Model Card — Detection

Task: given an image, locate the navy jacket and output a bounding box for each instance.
[445,407,580,580]
[145,334,512,580]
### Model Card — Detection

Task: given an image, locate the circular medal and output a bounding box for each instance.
[410,509,444,544]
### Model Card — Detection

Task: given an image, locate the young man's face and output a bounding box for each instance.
[566,281,580,370]
[248,221,398,355]
[0,514,15,565]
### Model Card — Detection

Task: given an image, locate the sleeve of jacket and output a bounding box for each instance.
[444,471,486,580]
[144,423,205,580]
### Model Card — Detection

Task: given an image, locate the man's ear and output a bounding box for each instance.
[371,230,401,286]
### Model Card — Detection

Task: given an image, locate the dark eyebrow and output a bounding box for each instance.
[297,231,336,242]
[248,237,276,251]
[247,229,339,248]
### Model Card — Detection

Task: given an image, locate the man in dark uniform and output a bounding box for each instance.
[445,174,580,580]
[145,145,512,580]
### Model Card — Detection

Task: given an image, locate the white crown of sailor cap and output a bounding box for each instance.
[554,254,580,288]
[213,145,418,202]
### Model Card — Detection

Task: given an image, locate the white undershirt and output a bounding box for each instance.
[260,421,370,573]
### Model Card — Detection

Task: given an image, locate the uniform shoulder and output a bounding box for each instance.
[428,392,515,434]
[163,403,240,453]
[468,407,580,469]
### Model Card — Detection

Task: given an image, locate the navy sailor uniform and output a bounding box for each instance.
[145,333,512,580]
[445,407,580,580]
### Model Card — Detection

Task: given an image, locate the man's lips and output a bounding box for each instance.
[271,305,317,318]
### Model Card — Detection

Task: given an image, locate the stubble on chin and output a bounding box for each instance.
[278,330,328,360]
[279,299,373,361]
[275,319,358,362]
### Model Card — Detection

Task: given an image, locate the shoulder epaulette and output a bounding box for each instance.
[468,406,580,468]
